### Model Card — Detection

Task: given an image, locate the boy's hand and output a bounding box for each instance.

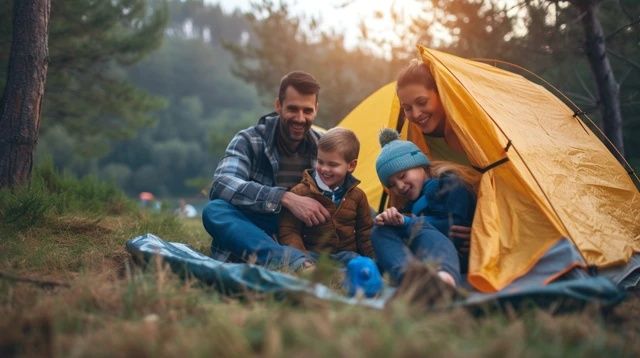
[374,207,404,226]
[282,192,330,227]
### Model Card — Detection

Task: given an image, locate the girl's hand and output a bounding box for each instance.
[374,207,404,226]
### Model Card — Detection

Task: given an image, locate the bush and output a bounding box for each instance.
[0,184,50,230]
[0,160,135,232]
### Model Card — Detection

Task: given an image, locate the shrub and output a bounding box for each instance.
[0,160,135,232]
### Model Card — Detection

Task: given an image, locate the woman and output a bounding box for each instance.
[395,59,477,255]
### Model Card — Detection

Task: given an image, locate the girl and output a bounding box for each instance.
[372,129,476,286]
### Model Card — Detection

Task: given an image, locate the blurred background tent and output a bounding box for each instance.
[138,192,155,201]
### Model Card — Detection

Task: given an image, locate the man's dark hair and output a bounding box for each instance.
[278,71,320,104]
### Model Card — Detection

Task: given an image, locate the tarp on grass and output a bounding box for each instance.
[126,234,626,311]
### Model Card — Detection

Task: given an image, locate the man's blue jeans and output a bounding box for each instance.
[202,199,309,270]
[371,219,461,285]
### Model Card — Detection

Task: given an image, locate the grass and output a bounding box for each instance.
[1,166,640,357]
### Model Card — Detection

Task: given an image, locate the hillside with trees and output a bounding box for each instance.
[2,0,637,197]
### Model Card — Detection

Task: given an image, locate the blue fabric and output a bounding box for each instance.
[345,256,383,298]
[404,175,476,234]
[126,233,392,309]
[371,219,461,285]
[402,174,476,273]
[203,199,309,270]
[126,233,627,311]
[461,276,626,313]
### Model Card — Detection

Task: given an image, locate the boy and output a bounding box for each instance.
[279,128,375,264]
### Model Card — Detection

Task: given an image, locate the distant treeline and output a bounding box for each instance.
[1,0,637,197]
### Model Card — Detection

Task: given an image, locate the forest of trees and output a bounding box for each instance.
[1,0,638,198]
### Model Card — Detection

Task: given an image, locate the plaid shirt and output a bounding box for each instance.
[209,113,321,214]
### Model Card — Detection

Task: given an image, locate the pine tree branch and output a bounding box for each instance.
[605,17,640,41]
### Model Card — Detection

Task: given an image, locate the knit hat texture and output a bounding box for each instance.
[375,128,430,186]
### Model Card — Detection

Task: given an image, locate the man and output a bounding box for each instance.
[202,71,331,270]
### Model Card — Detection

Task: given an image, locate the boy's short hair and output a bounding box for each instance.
[279,71,320,104]
[318,127,360,162]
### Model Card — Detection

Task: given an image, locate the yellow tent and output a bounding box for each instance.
[338,46,640,293]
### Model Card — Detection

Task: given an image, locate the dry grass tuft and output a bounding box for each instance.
[388,260,464,311]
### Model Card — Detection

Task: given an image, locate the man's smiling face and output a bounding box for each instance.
[275,86,318,142]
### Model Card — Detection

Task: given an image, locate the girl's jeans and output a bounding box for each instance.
[371,218,461,285]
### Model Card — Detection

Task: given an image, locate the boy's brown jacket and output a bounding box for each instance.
[279,169,375,258]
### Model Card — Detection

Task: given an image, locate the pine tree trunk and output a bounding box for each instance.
[0,0,51,188]
[573,0,624,155]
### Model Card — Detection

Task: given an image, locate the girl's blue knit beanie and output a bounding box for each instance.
[375,128,430,187]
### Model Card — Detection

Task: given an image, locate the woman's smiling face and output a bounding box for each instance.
[397,83,446,136]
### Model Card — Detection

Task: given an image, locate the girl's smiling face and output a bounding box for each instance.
[387,166,429,201]
[397,83,446,136]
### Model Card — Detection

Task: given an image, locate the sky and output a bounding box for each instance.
[209,0,427,51]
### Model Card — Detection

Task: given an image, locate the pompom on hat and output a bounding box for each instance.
[375,128,430,186]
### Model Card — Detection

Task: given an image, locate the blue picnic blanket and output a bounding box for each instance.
[126,233,626,311]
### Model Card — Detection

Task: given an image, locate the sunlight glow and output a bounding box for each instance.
[212,0,436,58]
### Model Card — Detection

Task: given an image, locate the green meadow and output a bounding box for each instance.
[1,167,639,357]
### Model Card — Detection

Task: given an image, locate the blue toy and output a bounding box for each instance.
[344,256,383,298]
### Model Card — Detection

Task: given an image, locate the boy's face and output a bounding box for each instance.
[316,149,357,189]
[387,167,429,201]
